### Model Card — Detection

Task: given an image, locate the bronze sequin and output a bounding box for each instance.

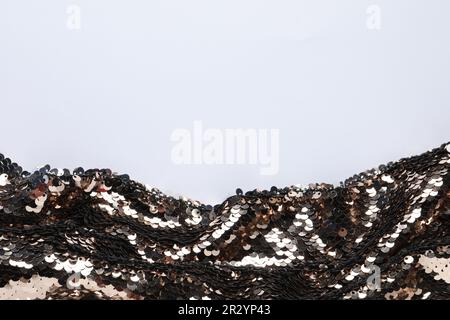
[0,143,450,299]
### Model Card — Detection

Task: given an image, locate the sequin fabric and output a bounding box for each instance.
[0,143,449,300]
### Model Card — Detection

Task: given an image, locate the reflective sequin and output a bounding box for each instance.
[0,142,449,299]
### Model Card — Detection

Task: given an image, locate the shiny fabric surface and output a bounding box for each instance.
[1,143,449,300]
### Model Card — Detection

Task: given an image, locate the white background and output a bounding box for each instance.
[1,0,449,203]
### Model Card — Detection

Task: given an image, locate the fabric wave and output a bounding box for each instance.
[0,143,449,300]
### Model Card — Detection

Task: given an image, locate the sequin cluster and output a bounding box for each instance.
[0,143,449,300]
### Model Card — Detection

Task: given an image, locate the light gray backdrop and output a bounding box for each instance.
[1,0,449,203]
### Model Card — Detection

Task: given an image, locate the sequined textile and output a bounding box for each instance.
[1,143,449,300]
